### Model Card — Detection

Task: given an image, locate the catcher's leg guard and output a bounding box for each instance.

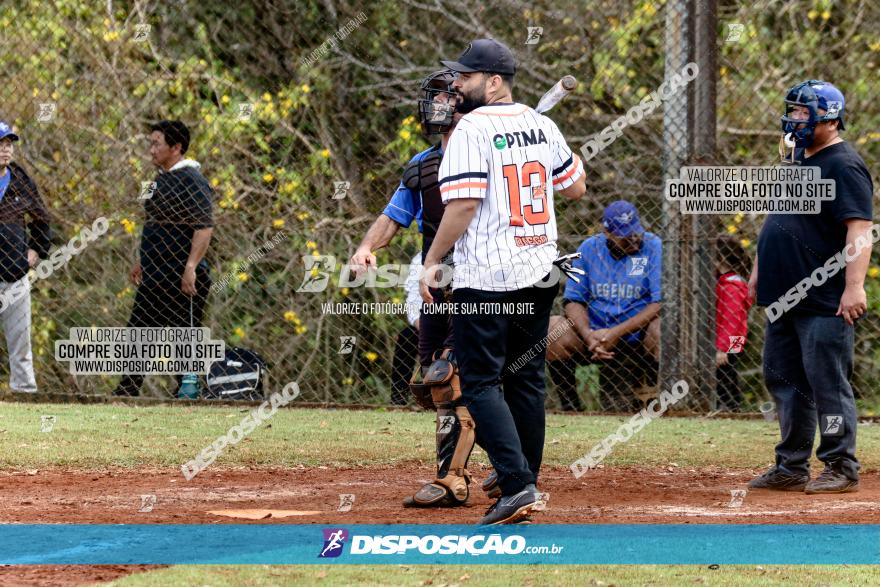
[404,405,475,507]
[434,405,475,499]
[404,351,476,507]
[408,348,462,410]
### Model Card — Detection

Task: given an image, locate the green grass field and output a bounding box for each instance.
[104,563,880,586]
[3,401,878,471]
[1,401,877,586]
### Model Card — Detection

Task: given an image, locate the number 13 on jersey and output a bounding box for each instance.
[502,160,549,227]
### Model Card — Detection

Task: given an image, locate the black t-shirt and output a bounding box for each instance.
[756,141,873,314]
[140,164,214,289]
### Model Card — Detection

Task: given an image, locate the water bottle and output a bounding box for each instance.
[177,298,201,399]
[178,373,200,399]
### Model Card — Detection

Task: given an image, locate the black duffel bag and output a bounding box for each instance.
[205,346,268,400]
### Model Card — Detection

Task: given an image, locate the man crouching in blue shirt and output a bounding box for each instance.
[546,201,662,411]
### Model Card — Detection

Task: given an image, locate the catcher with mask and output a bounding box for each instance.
[350,71,496,508]
[750,80,871,494]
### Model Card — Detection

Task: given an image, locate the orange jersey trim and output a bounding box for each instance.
[552,158,581,185]
[440,182,488,193]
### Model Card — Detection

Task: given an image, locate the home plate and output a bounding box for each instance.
[208,509,324,520]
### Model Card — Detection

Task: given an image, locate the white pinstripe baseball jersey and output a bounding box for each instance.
[438,102,584,291]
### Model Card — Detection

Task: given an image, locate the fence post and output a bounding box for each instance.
[660,0,692,399]
[692,0,719,408]
[662,0,719,407]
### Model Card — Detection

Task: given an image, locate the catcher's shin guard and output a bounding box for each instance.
[404,405,475,507]
[404,350,475,507]
[408,366,435,410]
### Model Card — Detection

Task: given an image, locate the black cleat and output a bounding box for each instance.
[748,467,809,491]
[804,465,859,494]
[479,484,543,525]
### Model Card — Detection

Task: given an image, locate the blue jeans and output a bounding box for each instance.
[763,312,859,481]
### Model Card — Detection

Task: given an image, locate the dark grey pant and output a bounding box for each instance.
[763,312,859,480]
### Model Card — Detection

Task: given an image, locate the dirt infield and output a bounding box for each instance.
[1,465,878,585]
[0,565,160,587]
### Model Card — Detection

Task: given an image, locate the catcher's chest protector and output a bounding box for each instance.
[418,149,445,240]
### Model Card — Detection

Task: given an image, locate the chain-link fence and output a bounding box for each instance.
[1,0,878,415]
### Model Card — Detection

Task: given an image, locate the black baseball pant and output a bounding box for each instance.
[716,354,742,411]
[113,274,210,397]
[452,273,558,496]
[763,312,859,481]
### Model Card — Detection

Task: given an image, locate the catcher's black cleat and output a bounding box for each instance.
[804,465,859,494]
[479,484,543,525]
[747,467,809,491]
[402,481,468,508]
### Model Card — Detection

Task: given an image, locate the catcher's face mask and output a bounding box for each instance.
[418,70,457,136]
[780,80,845,152]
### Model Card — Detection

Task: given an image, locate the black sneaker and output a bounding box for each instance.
[479,484,543,525]
[748,467,809,491]
[804,465,859,494]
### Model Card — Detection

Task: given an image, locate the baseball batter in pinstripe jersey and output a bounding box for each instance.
[437,99,582,290]
[420,39,586,524]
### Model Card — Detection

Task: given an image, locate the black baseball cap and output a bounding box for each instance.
[441,38,516,76]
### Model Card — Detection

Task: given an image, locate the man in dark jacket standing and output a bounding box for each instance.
[751,81,871,494]
[0,121,52,392]
[114,120,214,396]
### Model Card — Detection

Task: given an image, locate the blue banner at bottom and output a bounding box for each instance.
[0,524,877,565]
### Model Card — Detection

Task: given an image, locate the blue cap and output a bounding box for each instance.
[602,200,644,237]
[0,121,19,142]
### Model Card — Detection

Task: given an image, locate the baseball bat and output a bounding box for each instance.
[535,75,577,114]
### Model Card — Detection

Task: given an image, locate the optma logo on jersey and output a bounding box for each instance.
[492,129,548,150]
[319,528,349,558]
